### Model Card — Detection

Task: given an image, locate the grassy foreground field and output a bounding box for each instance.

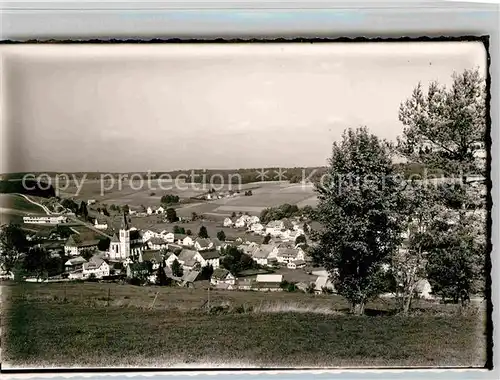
[2,283,487,368]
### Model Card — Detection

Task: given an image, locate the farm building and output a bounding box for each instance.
[223,217,234,227]
[23,214,68,224]
[254,274,283,292]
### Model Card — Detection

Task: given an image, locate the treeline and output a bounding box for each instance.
[260,204,315,224]
[0,180,55,198]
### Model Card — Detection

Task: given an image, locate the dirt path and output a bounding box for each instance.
[17,194,51,215]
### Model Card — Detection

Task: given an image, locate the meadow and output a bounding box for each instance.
[60,180,317,220]
[1,282,488,368]
[0,194,47,225]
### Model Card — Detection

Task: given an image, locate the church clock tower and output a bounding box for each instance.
[119,212,131,259]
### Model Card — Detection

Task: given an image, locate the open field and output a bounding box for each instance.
[2,282,487,368]
[59,180,317,219]
[0,194,47,225]
[0,194,47,214]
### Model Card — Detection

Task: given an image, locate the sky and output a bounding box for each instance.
[0,42,487,173]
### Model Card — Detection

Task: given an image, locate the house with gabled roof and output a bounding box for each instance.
[82,256,110,279]
[139,249,164,270]
[275,247,305,264]
[181,270,201,288]
[64,233,100,256]
[223,217,234,227]
[194,238,214,252]
[164,251,179,268]
[250,245,276,266]
[210,237,226,251]
[197,250,221,269]
[177,249,199,271]
[287,259,306,269]
[210,267,235,285]
[182,236,195,247]
[65,256,87,271]
[162,231,175,243]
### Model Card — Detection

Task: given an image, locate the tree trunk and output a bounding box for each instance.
[351,302,365,316]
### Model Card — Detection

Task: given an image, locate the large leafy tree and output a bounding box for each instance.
[221,246,256,275]
[398,68,487,179]
[165,208,178,223]
[398,68,488,305]
[198,226,208,238]
[312,127,404,315]
[171,259,183,278]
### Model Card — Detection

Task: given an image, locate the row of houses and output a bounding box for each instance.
[223,216,307,241]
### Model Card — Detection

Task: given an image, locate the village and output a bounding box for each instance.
[14,198,345,295]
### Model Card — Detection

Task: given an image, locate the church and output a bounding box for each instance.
[108,213,144,260]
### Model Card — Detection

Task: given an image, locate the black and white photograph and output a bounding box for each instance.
[0,39,491,369]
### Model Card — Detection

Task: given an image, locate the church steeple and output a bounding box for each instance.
[120,212,129,230]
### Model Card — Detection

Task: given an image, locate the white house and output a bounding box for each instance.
[210,268,235,285]
[265,220,285,237]
[146,207,153,215]
[247,216,260,225]
[82,257,110,279]
[94,218,108,230]
[146,237,169,250]
[235,215,252,228]
[275,247,305,264]
[156,206,165,214]
[250,245,275,266]
[223,217,234,227]
[287,259,306,270]
[161,231,175,243]
[142,229,161,243]
[196,250,221,269]
[194,238,214,252]
[250,223,265,233]
[182,236,195,247]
